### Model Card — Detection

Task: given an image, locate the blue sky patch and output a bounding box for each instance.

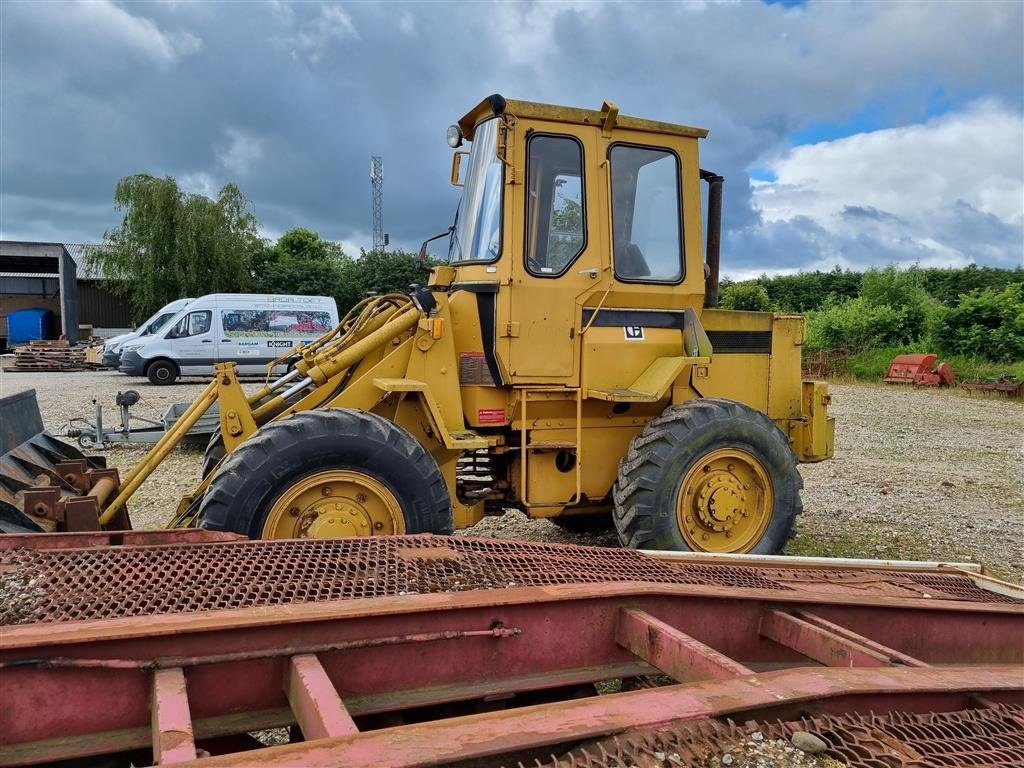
[789,87,964,146]
[747,166,779,183]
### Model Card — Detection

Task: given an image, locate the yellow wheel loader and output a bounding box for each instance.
[0,95,834,554]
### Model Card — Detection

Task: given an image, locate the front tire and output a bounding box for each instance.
[201,429,225,478]
[612,398,802,555]
[199,409,453,539]
[146,358,178,386]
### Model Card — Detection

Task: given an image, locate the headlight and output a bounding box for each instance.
[446,124,463,148]
[122,344,142,353]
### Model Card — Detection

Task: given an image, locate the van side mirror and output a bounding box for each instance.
[450,151,469,187]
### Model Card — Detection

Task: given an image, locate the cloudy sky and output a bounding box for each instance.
[2,0,1021,278]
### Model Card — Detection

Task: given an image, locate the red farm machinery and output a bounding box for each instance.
[883,354,955,387]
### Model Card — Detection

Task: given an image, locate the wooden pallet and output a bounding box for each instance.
[6,340,88,372]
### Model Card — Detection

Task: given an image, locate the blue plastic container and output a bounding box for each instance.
[7,308,54,344]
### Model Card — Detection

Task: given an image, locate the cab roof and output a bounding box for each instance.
[457,95,709,141]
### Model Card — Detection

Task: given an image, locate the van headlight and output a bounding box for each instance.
[122,343,142,353]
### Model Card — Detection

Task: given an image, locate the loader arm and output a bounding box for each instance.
[5,294,428,533]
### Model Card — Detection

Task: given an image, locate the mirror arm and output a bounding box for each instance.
[418,226,455,269]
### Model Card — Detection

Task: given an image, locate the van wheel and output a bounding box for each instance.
[612,398,802,555]
[146,358,178,386]
[199,409,453,539]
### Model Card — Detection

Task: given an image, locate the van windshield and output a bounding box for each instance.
[143,312,177,336]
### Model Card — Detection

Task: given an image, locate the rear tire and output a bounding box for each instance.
[146,358,178,386]
[612,398,802,555]
[199,409,453,539]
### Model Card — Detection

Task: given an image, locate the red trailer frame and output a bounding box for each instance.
[1,535,1021,767]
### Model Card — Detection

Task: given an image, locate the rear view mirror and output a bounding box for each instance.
[450,151,469,187]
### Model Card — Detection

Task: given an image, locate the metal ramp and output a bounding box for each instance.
[0,533,1021,766]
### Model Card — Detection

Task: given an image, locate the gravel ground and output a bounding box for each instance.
[3,368,1021,581]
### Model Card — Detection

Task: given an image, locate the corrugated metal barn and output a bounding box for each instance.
[0,241,132,349]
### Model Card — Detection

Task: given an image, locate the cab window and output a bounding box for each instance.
[525,134,586,276]
[168,310,212,338]
[609,144,683,283]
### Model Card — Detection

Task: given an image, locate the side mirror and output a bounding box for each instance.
[450,151,469,187]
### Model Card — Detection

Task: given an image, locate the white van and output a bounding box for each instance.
[119,294,339,385]
[101,298,195,368]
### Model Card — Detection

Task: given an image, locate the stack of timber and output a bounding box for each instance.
[4,340,87,372]
[83,338,106,368]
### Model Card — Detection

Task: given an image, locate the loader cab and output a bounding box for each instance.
[437,95,709,388]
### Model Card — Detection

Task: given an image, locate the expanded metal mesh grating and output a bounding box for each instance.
[0,535,1018,625]
[535,705,1024,767]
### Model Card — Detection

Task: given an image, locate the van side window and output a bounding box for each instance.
[169,310,212,338]
[609,144,683,283]
[525,134,586,276]
[221,309,332,337]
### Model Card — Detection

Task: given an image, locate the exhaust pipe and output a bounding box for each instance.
[701,169,724,308]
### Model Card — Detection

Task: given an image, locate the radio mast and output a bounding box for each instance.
[370,156,385,251]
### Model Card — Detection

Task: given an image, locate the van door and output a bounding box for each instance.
[165,308,216,375]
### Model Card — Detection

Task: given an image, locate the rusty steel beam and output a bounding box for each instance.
[615,608,753,681]
[152,667,197,765]
[0,529,246,551]
[760,609,929,668]
[169,665,1023,768]
[0,662,655,767]
[286,654,359,740]
[3,584,1021,762]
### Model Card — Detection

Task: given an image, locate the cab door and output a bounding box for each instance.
[501,126,604,383]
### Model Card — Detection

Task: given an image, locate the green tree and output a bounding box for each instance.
[720,282,773,312]
[755,266,860,312]
[934,283,1024,362]
[919,264,1024,306]
[259,228,351,299]
[89,175,264,320]
[859,265,940,344]
[336,249,427,313]
[546,197,584,269]
[805,297,906,353]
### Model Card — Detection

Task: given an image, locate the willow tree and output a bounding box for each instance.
[88,175,265,320]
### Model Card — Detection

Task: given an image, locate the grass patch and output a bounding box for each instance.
[812,344,1024,383]
[787,527,934,562]
[844,346,1024,382]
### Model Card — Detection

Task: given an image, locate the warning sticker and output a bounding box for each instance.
[477,408,506,424]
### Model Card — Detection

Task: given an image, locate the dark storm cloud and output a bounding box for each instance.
[1,0,1021,272]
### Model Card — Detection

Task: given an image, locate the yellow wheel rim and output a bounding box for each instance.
[676,448,773,553]
[263,469,406,539]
